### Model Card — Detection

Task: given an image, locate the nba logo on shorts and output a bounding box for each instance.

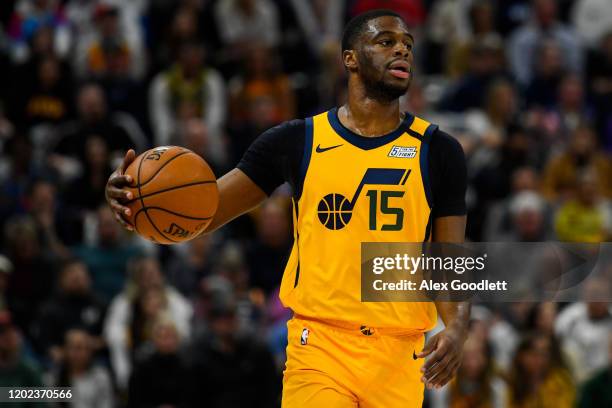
[301,328,309,345]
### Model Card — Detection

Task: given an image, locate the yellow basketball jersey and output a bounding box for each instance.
[279,108,438,332]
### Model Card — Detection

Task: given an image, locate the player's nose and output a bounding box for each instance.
[393,43,410,58]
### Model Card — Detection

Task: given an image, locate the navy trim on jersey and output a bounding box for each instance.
[296,117,314,200]
[420,124,437,208]
[293,198,301,287]
[423,212,433,241]
[327,107,415,150]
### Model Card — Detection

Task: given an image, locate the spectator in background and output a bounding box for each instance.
[526,302,558,336]
[72,206,144,301]
[166,234,216,298]
[0,135,39,234]
[48,328,114,408]
[571,0,612,49]
[149,40,226,147]
[152,5,200,71]
[228,45,295,159]
[464,80,518,170]
[0,254,12,311]
[430,335,507,408]
[286,0,344,62]
[484,167,541,240]
[190,294,280,407]
[0,101,15,147]
[508,332,575,408]
[440,36,507,113]
[35,259,106,364]
[4,216,58,335]
[228,89,295,166]
[586,31,612,151]
[229,45,295,125]
[73,4,145,81]
[128,319,192,408]
[246,198,292,296]
[104,256,192,390]
[579,330,612,408]
[548,74,593,144]
[15,54,73,127]
[508,0,582,87]
[214,242,265,337]
[524,40,565,110]
[51,83,147,181]
[27,178,79,251]
[556,277,612,382]
[0,311,45,407]
[7,0,71,63]
[214,0,280,64]
[425,0,473,74]
[503,191,551,241]
[63,135,113,212]
[555,170,612,242]
[9,24,74,128]
[175,118,228,174]
[541,124,612,200]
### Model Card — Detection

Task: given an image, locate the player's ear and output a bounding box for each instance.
[343,49,358,72]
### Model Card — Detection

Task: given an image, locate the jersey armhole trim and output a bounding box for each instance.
[420,124,437,208]
[296,117,314,200]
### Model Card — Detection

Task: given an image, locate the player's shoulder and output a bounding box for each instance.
[429,127,465,159]
[260,119,306,141]
[430,127,462,151]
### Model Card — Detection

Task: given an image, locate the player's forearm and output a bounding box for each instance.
[432,215,470,336]
[434,301,470,337]
[203,168,267,233]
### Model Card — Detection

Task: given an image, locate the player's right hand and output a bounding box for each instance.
[106,149,136,231]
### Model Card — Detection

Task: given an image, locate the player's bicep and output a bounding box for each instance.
[431,131,467,218]
[432,215,466,243]
[205,168,267,232]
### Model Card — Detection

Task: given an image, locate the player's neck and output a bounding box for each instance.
[341,89,404,138]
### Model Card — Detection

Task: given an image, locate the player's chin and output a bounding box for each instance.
[386,73,411,87]
[381,78,411,97]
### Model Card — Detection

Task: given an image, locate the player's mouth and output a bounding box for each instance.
[388,60,410,79]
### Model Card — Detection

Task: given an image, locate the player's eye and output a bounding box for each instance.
[379,40,393,47]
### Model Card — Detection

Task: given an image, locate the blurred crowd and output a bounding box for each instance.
[0,0,610,407]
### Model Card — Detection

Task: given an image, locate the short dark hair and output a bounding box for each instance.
[342,9,405,52]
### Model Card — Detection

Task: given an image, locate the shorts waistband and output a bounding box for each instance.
[293,314,425,339]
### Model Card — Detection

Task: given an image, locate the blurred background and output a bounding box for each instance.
[0,0,610,407]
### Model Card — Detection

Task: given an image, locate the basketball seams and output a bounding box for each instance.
[127,147,218,244]
[136,150,191,187]
[133,206,214,221]
[136,152,179,243]
[125,180,216,204]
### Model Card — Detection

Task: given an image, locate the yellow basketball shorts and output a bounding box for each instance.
[282,315,426,408]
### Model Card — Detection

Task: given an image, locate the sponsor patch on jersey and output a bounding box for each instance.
[388,145,417,158]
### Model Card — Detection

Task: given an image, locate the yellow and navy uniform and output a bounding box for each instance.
[280,109,438,331]
[237,107,467,407]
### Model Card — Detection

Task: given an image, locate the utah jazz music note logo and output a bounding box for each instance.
[317,168,411,230]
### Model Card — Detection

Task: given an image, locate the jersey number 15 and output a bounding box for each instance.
[365,190,405,231]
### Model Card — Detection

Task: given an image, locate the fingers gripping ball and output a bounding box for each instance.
[124,146,219,244]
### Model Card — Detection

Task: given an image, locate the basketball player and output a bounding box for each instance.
[107,9,469,407]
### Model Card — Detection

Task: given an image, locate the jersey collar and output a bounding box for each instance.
[327,107,415,150]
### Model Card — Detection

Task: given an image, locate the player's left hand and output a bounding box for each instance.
[416,326,467,389]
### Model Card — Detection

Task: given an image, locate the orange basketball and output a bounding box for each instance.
[123,146,218,244]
